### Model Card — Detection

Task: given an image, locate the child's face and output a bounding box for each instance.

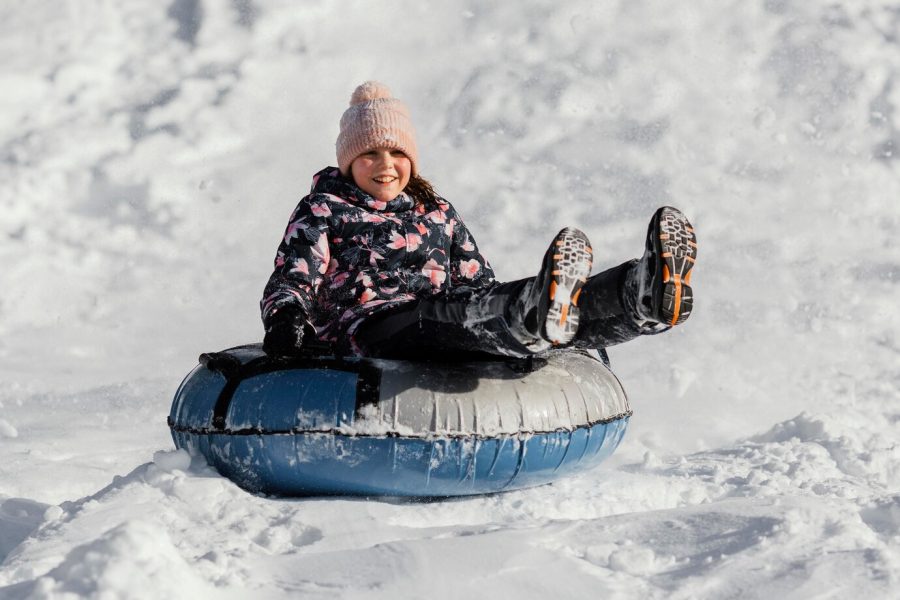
[350,148,412,203]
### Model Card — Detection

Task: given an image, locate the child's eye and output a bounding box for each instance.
[390,150,405,157]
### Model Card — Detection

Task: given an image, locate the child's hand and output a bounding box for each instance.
[263,307,310,356]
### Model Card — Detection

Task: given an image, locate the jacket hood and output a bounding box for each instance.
[309,166,415,213]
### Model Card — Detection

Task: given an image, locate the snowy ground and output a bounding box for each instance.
[1,1,899,598]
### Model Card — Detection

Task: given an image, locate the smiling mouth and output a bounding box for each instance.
[373,175,397,184]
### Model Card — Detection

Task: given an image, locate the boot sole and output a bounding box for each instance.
[654,207,697,326]
[543,228,593,345]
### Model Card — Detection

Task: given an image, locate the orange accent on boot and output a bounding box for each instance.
[671,274,682,325]
[572,288,582,306]
[662,264,671,283]
[549,280,558,300]
[685,270,692,284]
[559,303,569,325]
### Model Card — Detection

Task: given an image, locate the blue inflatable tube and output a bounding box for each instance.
[168,344,631,497]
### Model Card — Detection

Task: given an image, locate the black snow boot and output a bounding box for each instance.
[624,206,698,327]
[511,227,593,348]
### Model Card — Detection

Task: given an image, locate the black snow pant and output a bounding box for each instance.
[351,260,645,361]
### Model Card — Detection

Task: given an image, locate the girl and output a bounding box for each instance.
[261,81,697,360]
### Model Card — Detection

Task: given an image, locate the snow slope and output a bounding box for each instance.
[1,0,898,597]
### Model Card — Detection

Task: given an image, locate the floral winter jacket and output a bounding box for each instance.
[261,167,496,347]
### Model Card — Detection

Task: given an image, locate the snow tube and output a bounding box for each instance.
[167,344,631,497]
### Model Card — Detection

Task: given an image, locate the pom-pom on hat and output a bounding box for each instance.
[336,81,419,176]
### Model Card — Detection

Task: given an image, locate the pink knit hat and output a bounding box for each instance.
[336,81,419,176]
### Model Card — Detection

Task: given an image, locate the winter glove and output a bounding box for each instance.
[263,306,312,356]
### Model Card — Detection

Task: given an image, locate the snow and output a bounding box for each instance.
[1,0,899,597]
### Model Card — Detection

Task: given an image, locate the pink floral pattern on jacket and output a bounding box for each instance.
[261,167,495,345]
